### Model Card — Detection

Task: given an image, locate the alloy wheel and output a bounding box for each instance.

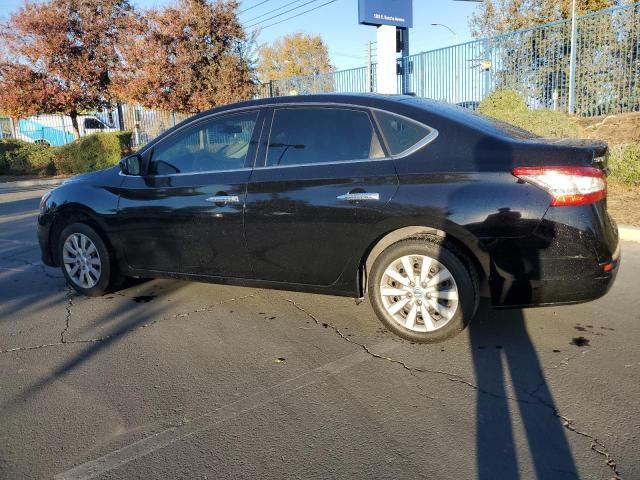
[62,232,102,289]
[379,254,459,332]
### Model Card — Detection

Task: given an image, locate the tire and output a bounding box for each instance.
[369,237,479,343]
[58,222,120,296]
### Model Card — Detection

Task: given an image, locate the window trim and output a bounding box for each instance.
[146,109,263,177]
[135,102,438,169]
[259,105,388,169]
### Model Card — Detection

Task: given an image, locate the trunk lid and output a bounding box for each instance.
[520,138,609,171]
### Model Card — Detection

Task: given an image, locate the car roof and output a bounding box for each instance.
[188,93,502,131]
[191,93,415,114]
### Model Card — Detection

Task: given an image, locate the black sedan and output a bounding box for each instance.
[38,94,620,343]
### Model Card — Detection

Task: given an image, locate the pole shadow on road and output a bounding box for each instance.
[469,304,578,479]
[464,136,577,479]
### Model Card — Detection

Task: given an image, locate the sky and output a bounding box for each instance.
[0,0,480,70]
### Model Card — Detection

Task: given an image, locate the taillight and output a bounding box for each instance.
[512,166,607,207]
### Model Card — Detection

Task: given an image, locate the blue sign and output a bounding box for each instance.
[358,0,413,28]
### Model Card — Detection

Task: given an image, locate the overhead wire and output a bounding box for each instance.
[245,0,327,28]
[250,0,337,30]
[243,0,309,24]
[239,0,274,15]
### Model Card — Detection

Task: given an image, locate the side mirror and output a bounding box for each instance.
[120,154,142,176]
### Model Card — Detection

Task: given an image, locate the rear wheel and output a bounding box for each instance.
[58,223,120,296]
[369,238,478,343]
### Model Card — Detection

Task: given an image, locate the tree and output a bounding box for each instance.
[257,33,333,83]
[0,0,136,138]
[113,0,255,113]
[470,0,619,37]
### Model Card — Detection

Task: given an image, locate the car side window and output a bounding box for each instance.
[84,118,104,129]
[266,107,384,167]
[374,110,434,156]
[149,111,259,175]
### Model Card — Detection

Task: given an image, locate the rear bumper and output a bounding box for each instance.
[491,238,620,308]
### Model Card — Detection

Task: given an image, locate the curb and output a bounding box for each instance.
[0,178,66,190]
[619,225,640,243]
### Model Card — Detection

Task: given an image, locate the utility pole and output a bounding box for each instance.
[398,27,411,94]
[366,40,373,93]
[568,0,577,114]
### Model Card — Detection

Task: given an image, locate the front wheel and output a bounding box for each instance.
[58,222,120,296]
[369,238,479,343]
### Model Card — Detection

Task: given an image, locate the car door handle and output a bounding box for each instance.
[206,195,240,204]
[336,192,380,201]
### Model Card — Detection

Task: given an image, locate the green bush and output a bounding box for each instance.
[0,139,55,175]
[0,139,20,174]
[608,144,640,186]
[478,90,581,138]
[0,132,132,176]
[51,144,75,175]
[54,131,132,175]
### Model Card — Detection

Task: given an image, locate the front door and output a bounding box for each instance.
[244,106,399,286]
[117,109,262,277]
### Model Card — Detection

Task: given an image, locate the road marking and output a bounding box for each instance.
[0,211,39,224]
[53,340,398,480]
[0,238,39,246]
[0,266,42,273]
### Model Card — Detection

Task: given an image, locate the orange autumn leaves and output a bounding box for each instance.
[0,0,255,128]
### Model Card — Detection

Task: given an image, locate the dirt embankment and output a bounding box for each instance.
[574,112,640,145]
[572,113,640,227]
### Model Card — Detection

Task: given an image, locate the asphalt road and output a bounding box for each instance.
[1,186,639,480]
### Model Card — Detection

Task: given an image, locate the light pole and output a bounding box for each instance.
[431,23,459,44]
[431,23,460,102]
[568,0,577,114]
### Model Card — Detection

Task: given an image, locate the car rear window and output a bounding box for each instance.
[374,110,433,156]
[401,97,539,140]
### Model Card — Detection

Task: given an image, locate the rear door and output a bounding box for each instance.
[244,105,399,286]
[117,109,263,277]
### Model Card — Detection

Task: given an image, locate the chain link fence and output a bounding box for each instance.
[263,2,640,117]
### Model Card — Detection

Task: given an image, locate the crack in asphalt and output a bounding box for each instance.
[529,373,622,479]
[285,299,531,404]
[286,298,623,479]
[60,287,74,343]
[0,338,108,354]
[163,294,255,323]
[548,349,591,370]
[0,293,256,354]
[0,283,624,477]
